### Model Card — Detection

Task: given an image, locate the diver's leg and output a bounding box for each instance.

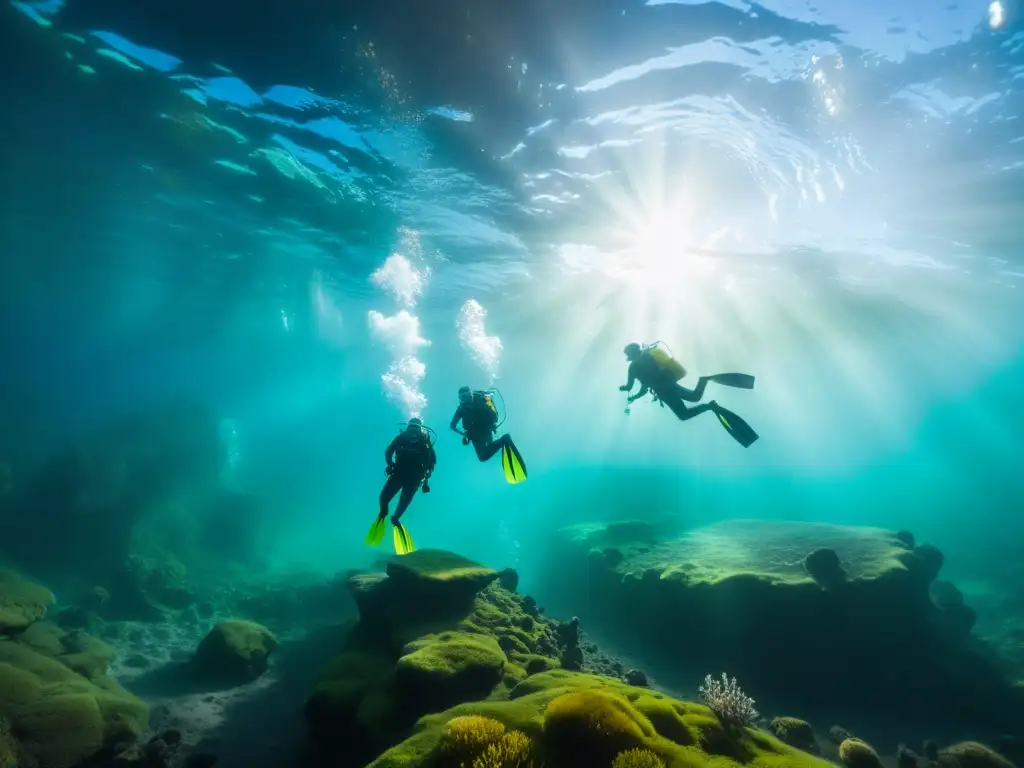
[471,433,507,462]
[378,474,402,517]
[662,394,715,422]
[674,377,710,403]
[392,475,421,522]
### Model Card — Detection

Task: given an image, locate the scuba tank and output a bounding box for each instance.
[473,391,499,427]
[646,341,687,381]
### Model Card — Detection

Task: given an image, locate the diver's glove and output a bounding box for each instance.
[385,463,395,476]
[461,436,469,446]
[422,481,431,493]
[618,384,630,392]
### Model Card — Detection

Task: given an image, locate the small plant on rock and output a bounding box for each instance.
[698,672,759,728]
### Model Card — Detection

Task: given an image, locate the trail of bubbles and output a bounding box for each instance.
[456,298,503,384]
[368,231,431,418]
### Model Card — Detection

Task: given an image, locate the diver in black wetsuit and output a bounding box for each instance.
[619,342,760,447]
[620,343,717,421]
[378,417,436,524]
[449,386,528,483]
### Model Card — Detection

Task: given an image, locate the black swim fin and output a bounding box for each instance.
[707,373,755,390]
[712,404,759,448]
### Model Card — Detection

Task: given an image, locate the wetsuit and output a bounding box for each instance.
[379,431,436,522]
[449,397,514,462]
[623,353,715,421]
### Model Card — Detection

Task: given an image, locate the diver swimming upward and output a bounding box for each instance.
[449,386,528,484]
[365,417,436,555]
[619,342,760,448]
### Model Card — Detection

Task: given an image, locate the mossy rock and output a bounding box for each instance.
[396,631,507,710]
[386,550,498,591]
[0,641,147,768]
[937,741,1016,768]
[309,575,566,765]
[193,619,277,682]
[770,716,819,754]
[0,569,54,635]
[368,670,836,768]
[15,622,116,679]
[839,738,882,768]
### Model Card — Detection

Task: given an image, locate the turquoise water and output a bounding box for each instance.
[2,0,1023,597]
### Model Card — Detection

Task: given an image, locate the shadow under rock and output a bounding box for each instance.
[178,622,352,768]
[129,660,252,698]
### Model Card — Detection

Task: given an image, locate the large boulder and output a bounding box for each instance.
[0,569,53,635]
[539,519,1023,731]
[193,619,278,683]
[0,640,147,768]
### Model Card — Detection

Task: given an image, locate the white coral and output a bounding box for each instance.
[698,672,759,727]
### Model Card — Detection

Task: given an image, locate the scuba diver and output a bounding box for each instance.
[620,342,760,448]
[449,386,528,484]
[365,417,436,555]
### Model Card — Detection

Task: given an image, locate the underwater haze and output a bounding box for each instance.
[2,0,1024,764]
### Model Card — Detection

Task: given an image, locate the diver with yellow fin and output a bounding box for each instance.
[365,417,436,555]
[449,386,527,484]
[620,342,760,448]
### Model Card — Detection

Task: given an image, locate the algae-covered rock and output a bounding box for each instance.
[543,519,1021,732]
[840,738,883,768]
[193,619,277,682]
[309,568,564,766]
[770,716,819,754]
[395,631,507,710]
[0,569,54,635]
[0,641,147,768]
[368,670,835,768]
[937,741,1016,768]
[15,621,116,679]
[386,549,498,593]
[349,551,502,645]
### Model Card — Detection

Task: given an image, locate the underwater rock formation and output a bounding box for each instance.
[540,519,1024,731]
[304,549,567,766]
[367,669,836,768]
[15,620,116,679]
[193,619,278,683]
[0,568,54,635]
[0,575,148,768]
[302,548,855,768]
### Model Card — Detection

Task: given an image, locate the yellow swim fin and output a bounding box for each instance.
[501,441,528,485]
[364,517,387,547]
[392,521,416,555]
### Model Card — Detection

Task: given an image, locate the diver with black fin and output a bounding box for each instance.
[449,386,528,484]
[619,342,760,448]
[365,417,436,555]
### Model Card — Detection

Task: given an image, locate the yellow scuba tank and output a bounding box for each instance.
[648,344,687,381]
[473,391,499,427]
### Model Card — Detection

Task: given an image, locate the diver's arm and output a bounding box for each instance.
[385,437,398,467]
[628,384,650,403]
[619,362,638,392]
[449,406,466,435]
[426,444,437,475]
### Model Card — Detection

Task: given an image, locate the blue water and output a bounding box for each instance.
[1,0,1022,591]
